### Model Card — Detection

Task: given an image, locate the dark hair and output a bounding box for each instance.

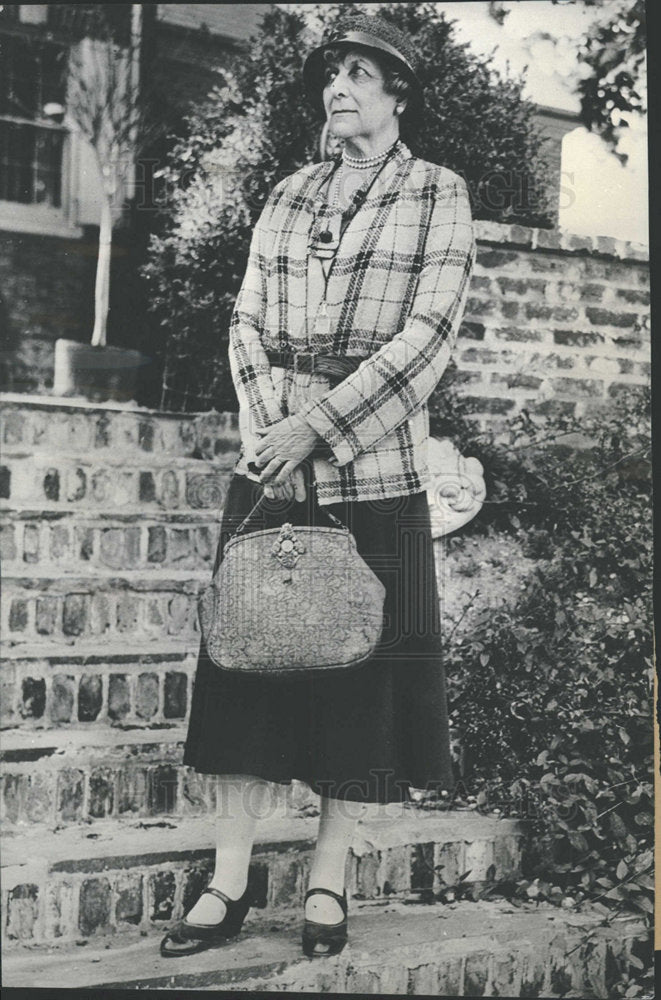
[319,44,422,145]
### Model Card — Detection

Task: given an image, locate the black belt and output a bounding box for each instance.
[266,351,366,385]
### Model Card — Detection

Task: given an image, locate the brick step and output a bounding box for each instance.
[12,565,375,654]
[4,568,209,582]
[1,509,221,574]
[1,726,202,829]
[2,646,198,730]
[3,726,466,832]
[3,575,206,648]
[2,810,527,948]
[0,727,317,830]
[1,395,241,460]
[1,896,643,996]
[0,451,235,513]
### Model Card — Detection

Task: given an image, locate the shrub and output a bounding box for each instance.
[429,384,653,995]
[140,2,552,413]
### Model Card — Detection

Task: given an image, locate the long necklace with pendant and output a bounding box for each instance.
[313,172,343,335]
[314,277,333,337]
[307,170,344,261]
[307,139,400,340]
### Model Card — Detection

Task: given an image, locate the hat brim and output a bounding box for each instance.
[302,30,423,108]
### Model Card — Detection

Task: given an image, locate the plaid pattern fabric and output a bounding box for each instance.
[229,141,476,504]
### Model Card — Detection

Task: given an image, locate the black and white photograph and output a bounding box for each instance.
[0,1,653,996]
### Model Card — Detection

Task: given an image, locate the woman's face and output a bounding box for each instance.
[322,48,401,143]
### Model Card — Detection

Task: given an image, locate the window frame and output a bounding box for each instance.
[0,24,83,237]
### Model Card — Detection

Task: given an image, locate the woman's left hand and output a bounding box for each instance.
[254,415,319,485]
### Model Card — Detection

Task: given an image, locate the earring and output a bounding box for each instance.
[396,106,403,114]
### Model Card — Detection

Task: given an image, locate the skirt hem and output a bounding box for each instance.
[181,758,455,804]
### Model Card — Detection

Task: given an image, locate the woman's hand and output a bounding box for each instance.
[254,415,319,486]
[262,464,307,502]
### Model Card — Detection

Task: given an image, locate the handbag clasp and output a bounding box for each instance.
[271,522,306,570]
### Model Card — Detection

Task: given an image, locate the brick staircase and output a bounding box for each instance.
[0,396,645,995]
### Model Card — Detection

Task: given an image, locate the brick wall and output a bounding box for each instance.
[456,222,650,432]
[1,222,649,417]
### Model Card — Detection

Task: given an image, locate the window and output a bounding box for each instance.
[0,5,135,237]
[0,32,68,208]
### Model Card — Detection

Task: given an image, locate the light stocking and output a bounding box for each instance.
[305,796,366,924]
[185,774,272,925]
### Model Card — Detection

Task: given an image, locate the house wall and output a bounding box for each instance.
[156,3,270,41]
[531,106,579,227]
[0,225,152,394]
[0,4,268,240]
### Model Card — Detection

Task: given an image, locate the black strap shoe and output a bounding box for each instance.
[160,885,251,958]
[302,886,348,958]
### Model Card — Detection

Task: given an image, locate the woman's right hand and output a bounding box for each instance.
[263,464,307,503]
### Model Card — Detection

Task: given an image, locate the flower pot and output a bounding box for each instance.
[53,339,150,404]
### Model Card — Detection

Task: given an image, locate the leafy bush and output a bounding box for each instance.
[576,0,646,161]
[140,2,552,412]
[426,384,653,995]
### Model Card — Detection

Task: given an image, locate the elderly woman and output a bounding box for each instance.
[160,12,475,960]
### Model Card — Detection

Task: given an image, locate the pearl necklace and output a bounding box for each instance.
[330,139,399,207]
[342,138,399,169]
[330,160,381,208]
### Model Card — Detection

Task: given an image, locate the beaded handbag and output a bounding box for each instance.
[198,492,386,677]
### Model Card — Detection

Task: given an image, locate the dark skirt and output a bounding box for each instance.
[182,465,454,803]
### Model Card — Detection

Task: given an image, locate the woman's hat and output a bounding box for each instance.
[302,12,424,108]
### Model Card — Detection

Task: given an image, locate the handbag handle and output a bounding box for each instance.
[234,483,349,536]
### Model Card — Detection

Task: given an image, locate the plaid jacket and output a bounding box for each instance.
[229,140,476,505]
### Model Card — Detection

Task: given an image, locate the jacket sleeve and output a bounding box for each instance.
[296,175,476,466]
[228,190,286,448]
